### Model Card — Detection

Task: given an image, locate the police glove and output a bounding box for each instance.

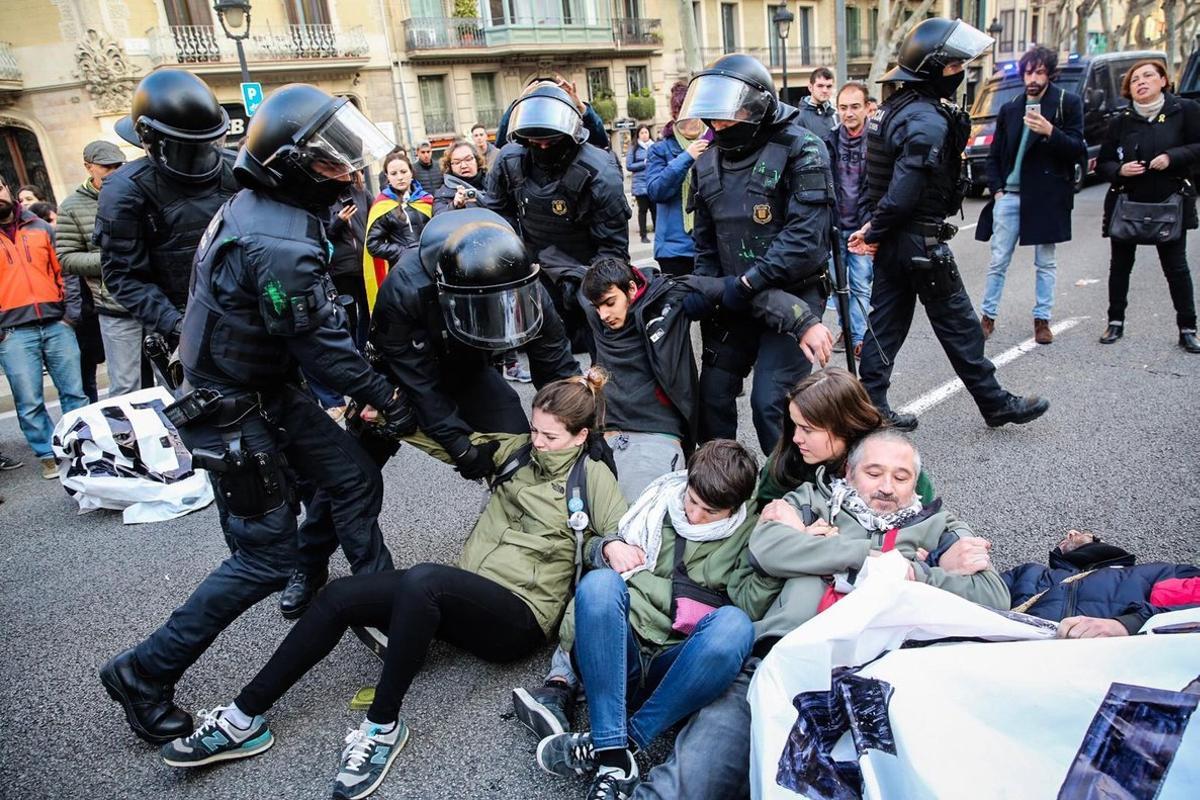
[721,276,755,313]
[681,291,716,320]
[455,440,500,480]
[376,391,418,440]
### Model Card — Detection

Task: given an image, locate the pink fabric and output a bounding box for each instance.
[1149,577,1200,607]
[672,597,719,636]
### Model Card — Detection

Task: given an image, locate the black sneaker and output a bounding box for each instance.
[160,706,274,767]
[99,648,194,744]
[512,682,575,739]
[332,718,410,800]
[0,453,23,471]
[1179,329,1200,353]
[587,762,641,800]
[279,568,328,620]
[885,410,918,432]
[536,731,596,778]
[983,395,1050,428]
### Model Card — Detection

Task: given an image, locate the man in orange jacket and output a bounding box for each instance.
[0,178,88,479]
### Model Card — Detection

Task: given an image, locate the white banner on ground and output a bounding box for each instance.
[51,387,213,524]
[749,559,1199,800]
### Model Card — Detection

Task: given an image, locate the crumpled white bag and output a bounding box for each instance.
[52,387,213,524]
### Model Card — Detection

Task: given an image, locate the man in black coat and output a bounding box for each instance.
[976,46,1086,344]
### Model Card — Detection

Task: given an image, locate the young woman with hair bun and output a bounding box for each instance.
[157,368,627,800]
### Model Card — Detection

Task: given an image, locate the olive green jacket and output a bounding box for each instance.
[558,511,783,655]
[408,432,628,637]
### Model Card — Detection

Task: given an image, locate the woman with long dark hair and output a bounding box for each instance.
[627,124,655,243]
[363,152,433,313]
[1097,59,1200,353]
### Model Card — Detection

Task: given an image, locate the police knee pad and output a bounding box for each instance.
[909,243,964,305]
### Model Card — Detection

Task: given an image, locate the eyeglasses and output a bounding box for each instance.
[450,157,476,166]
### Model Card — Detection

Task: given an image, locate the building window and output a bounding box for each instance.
[418,74,455,134]
[587,67,612,102]
[692,1,702,39]
[869,7,879,48]
[626,65,649,95]
[622,0,640,19]
[163,0,212,26]
[846,5,861,58]
[796,5,813,65]
[768,5,784,67]
[472,73,503,128]
[1018,10,1028,51]
[999,9,1015,52]
[284,0,331,25]
[721,3,738,54]
[0,126,54,204]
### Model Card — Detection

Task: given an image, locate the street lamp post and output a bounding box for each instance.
[987,17,1003,68]
[213,0,253,84]
[773,4,794,99]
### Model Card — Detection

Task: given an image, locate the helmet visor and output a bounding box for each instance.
[154,139,225,182]
[677,74,772,123]
[438,279,544,351]
[275,103,395,182]
[913,21,994,74]
[508,96,585,144]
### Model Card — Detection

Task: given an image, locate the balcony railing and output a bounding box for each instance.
[681,46,833,72]
[422,112,457,134]
[403,17,487,50]
[0,41,21,83]
[846,39,877,59]
[147,24,368,66]
[475,105,504,129]
[613,18,662,46]
[404,16,619,51]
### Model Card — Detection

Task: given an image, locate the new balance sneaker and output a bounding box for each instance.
[587,760,641,800]
[332,718,410,800]
[504,361,533,383]
[536,731,596,778]
[512,681,575,739]
[160,706,273,767]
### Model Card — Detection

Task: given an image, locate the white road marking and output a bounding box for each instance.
[897,316,1087,418]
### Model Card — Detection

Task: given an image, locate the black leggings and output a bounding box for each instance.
[636,195,656,238]
[1107,235,1196,329]
[235,564,545,723]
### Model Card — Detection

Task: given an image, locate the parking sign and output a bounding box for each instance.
[241,82,264,117]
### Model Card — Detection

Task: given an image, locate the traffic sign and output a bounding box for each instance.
[241,82,264,116]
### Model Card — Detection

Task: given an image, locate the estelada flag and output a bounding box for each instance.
[362,186,434,313]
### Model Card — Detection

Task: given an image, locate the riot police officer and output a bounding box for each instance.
[99,84,415,744]
[849,19,1049,430]
[677,53,836,454]
[97,69,237,346]
[483,84,630,353]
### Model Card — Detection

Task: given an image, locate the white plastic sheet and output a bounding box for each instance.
[51,387,213,524]
[749,556,1200,800]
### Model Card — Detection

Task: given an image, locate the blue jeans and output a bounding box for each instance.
[980,192,1057,321]
[831,230,874,347]
[573,569,753,751]
[0,321,88,458]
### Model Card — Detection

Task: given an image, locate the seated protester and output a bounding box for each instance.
[158,372,627,800]
[432,140,489,216]
[630,430,1007,800]
[363,152,433,313]
[534,440,781,800]
[997,530,1200,637]
[754,368,935,511]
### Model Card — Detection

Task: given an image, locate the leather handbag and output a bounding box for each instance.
[1109,191,1184,245]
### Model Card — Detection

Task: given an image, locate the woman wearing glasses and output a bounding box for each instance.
[433,140,490,215]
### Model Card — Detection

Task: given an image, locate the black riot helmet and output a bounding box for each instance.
[678,54,779,159]
[508,84,586,172]
[881,18,994,83]
[418,208,543,351]
[115,69,229,183]
[234,84,393,208]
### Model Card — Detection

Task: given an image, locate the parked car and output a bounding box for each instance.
[962,50,1167,197]
[1178,40,1199,100]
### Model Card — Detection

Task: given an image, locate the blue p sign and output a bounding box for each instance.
[241,82,264,117]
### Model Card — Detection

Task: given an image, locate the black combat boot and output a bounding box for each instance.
[983,395,1050,428]
[100,648,193,744]
[279,568,328,620]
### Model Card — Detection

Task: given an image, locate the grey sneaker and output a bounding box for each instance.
[0,453,23,471]
[536,731,596,778]
[332,719,409,800]
[504,362,533,383]
[160,706,273,767]
[588,762,641,800]
[512,682,574,739]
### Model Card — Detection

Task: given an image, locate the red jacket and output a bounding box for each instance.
[0,208,68,328]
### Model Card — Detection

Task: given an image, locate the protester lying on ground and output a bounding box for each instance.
[158,372,626,800]
[530,440,782,800]
[753,367,935,510]
[628,430,1006,800]
[998,529,1200,637]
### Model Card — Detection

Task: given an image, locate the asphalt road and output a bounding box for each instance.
[1,184,1198,800]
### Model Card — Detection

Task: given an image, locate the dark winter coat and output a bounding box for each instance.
[1001,541,1200,634]
[626,140,652,196]
[976,83,1086,245]
[410,158,444,194]
[1096,92,1200,236]
[326,185,371,279]
[822,126,872,231]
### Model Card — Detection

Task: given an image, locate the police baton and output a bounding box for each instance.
[829,225,857,377]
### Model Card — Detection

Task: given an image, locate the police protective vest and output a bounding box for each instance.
[692,117,831,288]
[499,143,610,265]
[864,90,971,224]
[98,156,237,309]
[180,191,338,390]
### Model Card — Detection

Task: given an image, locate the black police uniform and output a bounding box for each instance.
[485,141,630,352]
[126,188,404,684]
[96,154,237,339]
[691,104,834,454]
[858,87,1013,417]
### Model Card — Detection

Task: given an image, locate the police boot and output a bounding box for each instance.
[279,567,328,620]
[1179,329,1200,354]
[885,410,919,432]
[983,395,1050,428]
[100,648,193,744]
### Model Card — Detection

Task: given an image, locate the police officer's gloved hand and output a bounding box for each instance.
[585,431,618,479]
[681,291,716,320]
[455,440,500,480]
[721,276,755,313]
[376,391,418,440]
